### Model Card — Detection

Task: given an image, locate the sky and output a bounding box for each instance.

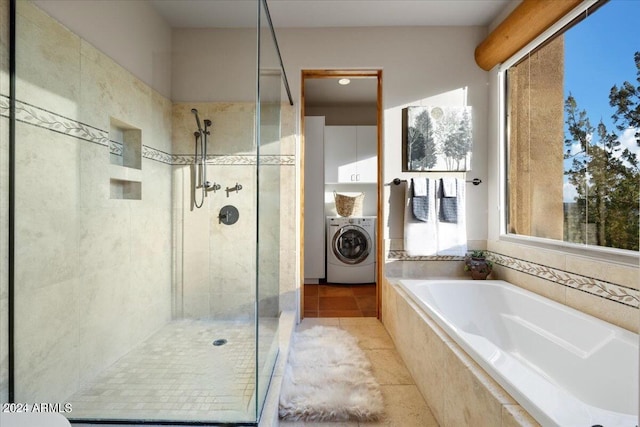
[563,0,639,202]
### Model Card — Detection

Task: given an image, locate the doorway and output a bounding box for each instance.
[300,70,383,319]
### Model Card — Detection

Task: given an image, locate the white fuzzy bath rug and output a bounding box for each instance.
[278,325,384,422]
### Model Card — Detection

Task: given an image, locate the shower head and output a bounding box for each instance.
[191,108,203,133]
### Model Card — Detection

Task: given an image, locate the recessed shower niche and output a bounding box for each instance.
[109,117,142,200]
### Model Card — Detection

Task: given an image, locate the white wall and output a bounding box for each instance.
[172,28,256,102]
[33,0,172,98]
[277,26,490,244]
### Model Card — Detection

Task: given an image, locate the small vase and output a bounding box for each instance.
[467,257,492,280]
[470,268,491,280]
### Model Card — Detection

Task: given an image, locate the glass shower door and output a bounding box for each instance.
[255,0,283,418]
[7,0,290,424]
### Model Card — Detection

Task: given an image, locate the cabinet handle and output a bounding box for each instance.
[356,174,361,181]
[351,174,356,181]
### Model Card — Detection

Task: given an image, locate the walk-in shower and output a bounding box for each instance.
[3,0,293,425]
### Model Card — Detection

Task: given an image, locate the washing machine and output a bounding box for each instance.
[326,216,376,284]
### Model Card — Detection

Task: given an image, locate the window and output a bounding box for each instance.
[504,0,639,252]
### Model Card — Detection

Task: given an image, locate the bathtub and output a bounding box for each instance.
[398,279,639,427]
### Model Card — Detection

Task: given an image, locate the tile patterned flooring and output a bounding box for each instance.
[67,319,277,423]
[304,283,377,318]
[279,317,439,427]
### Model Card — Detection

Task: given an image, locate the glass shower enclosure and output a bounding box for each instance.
[5,0,292,424]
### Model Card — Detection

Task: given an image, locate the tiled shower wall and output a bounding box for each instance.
[171,102,296,319]
[3,1,173,401]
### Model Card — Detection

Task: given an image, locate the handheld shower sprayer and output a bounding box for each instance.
[191,108,203,134]
[191,108,215,208]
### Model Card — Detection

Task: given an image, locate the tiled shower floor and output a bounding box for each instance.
[67,318,277,423]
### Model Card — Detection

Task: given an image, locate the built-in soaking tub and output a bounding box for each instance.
[397,279,639,427]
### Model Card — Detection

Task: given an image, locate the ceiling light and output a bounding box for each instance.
[338,78,351,85]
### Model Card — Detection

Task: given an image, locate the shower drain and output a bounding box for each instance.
[212,338,227,346]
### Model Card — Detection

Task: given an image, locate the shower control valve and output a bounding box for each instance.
[218,205,239,225]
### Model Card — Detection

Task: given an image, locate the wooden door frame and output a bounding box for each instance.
[299,69,383,319]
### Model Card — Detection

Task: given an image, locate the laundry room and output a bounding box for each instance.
[302,73,380,318]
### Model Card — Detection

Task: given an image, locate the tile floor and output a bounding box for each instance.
[67,318,278,423]
[279,317,439,427]
[304,283,377,318]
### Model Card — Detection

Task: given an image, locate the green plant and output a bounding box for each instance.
[469,249,487,259]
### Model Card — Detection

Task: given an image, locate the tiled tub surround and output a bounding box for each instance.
[488,240,639,332]
[397,279,638,427]
[385,241,639,332]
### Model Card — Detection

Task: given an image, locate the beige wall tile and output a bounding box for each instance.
[565,287,639,332]
[14,278,80,401]
[493,265,567,305]
[80,40,152,132]
[566,254,639,290]
[16,1,80,118]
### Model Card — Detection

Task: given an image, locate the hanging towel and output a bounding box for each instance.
[411,178,430,222]
[436,178,467,256]
[439,178,458,223]
[404,180,438,256]
[441,178,457,197]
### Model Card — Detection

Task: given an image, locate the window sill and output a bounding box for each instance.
[499,234,639,268]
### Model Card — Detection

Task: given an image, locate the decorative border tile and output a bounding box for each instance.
[489,252,639,308]
[171,154,295,166]
[386,248,639,308]
[110,140,123,157]
[386,250,464,261]
[1,96,294,166]
[143,145,172,164]
[1,95,108,146]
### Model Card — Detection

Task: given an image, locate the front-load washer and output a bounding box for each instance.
[326,216,376,284]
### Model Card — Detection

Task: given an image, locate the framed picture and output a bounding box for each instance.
[402,106,472,171]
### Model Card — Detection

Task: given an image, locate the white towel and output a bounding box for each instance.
[436,178,467,256]
[441,178,457,197]
[404,180,437,256]
[413,177,427,196]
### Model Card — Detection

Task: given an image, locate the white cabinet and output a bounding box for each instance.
[324,125,377,183]
[304,116,326,280]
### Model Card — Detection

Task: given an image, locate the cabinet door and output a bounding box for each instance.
[324,126,357,183]
[304,117,326,279]
[355,126,378,182]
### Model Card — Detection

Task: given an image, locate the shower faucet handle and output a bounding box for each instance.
[206,182,221,192]
[225,183,243,197]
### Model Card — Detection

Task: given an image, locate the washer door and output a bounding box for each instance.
[332,225,371,265]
